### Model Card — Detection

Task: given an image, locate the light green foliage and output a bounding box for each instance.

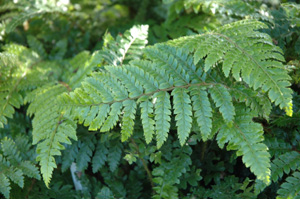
[170,19,293,111]
[100,25,149,66]
[216,107,271,184]
[60,20,290,186]
[1,0,300,198]
[0,44,41,128]
[209,84,235,125]
[121,100,137,142]
[190,86,212,141]
[25,84,77,187]
[4,0,67,33]
[139,97,155,144]
[171,88,193,145]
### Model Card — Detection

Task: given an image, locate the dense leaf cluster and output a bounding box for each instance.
[1,0,300,198]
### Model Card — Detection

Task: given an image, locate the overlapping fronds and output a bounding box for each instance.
[56,20,291,186]
[100,25,149,66]
[216,107,271,184]
[24,84,77,187]
[0,44,45,128]
[152,145,192,199]
[271,151,300,182]
[0,137,40,198]
[169,19,293,113]
[277,170,300,199]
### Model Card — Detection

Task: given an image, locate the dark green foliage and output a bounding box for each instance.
[1,0,300,198]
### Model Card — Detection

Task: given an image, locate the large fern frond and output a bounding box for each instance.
[216,106,271,184]
[25,84,77,187]
[169,19,293,113]
[58,20,290,185]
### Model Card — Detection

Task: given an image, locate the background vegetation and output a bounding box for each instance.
[1,0,300,198]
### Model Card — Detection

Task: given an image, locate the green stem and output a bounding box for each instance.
[130,138,154,189]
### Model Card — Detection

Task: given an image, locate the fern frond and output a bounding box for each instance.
[0,44,51,127]
[154,91,172,148]
[107,139,123,172]
[277,171,300,199]
[170,19,293,112]
[92,141,109,173]
[0,51,24,127]
[271,151,300,182]
[121,100,137,142]
[144,45,190,86]
[100,25,148,66]
[0,172,10,199]
[0,137,40,198]
[131,60,173,89]
[61,143,78,172]
[138,97,155,144]
[216,107,271,184]
[76,136,96,171]
[190,86,212,141]
[61,20,290,156]
[230,85,272,119]
[25,84,77,187]
[264,137,292,158]
[209,84,235,125]
[153,146,192,199]
[172,88,193,145]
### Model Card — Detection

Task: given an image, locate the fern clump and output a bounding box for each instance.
[58,19,292,186]
[0,137,40,198]
[1,0,300,198]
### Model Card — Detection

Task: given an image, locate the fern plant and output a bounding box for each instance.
[57,19,292,189]
[2,0,300,198]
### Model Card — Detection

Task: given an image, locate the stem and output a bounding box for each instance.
[130,138,154,189]
[26,178,36,199]
[64,82,216,107]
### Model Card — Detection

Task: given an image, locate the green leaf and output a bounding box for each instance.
[0,173,10,199]
[121,100,136,142]
[139,98,155,144]
[92,142,108,173]
[190,86,212,141]
[209,84,235,125]
[76,136,96,171]
[108,140,122,172]
[217,108,271,184]
[172,88,192,145]
[154,91,171,148]
[101,102,122,132]
[277,171,300,199]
